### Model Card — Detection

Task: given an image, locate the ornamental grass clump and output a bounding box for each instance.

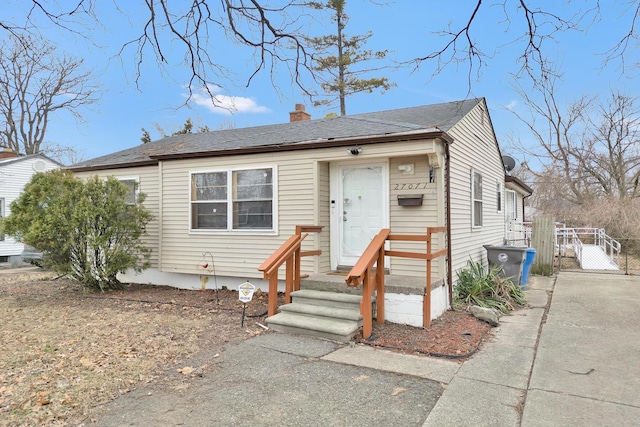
[454,260,526,313]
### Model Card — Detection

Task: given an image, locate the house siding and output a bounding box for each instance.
[388,155,444,277]
[447,100,506,276]
[159,139,443,279]
[0,156,59,258]
[73,166,161,268]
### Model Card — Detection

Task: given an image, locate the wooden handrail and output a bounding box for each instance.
[345,229,390,287]
[258,226,323,316]
[345,229,389,339]
[345,226,448,339]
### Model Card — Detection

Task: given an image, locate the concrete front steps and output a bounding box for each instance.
[298,272,449,328]
[265,289,372,343]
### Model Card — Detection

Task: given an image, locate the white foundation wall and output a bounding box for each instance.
[118,268,285,293]
[120,268,449,327]
[383,285,450,327]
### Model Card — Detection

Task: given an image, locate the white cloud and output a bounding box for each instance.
[189,86,271,115]
[505,100,517,111]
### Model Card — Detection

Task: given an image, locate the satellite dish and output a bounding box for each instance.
[502,156,516,172]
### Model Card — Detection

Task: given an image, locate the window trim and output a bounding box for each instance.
[189,166,278,234]
[471,169,483,228]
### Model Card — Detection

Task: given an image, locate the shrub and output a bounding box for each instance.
[454,260,526,313]
[1,170,152,290]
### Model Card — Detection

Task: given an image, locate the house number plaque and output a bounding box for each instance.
[392,182,430,190]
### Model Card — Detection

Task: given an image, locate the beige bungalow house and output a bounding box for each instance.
[69,98,532,336]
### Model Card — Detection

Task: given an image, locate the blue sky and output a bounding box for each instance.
[7,1,639,166]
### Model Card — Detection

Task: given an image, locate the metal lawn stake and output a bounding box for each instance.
[238,281,256,327]
[196,252,219,303]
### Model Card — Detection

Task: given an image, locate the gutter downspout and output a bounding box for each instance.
[444,140,453,307]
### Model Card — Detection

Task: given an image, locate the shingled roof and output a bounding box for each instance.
[70,98,482,171]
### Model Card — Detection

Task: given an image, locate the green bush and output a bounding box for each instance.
[454,260,526,313]
[1,170,152,290]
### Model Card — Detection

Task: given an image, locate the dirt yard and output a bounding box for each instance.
[0,268,491,426]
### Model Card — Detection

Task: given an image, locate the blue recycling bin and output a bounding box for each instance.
[521,248,537,289]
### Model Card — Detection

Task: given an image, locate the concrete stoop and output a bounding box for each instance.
[266,289,373,343]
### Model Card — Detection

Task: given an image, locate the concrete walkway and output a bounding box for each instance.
[522,272,640,426]
[91,272,640,426]
[420,274,551,426]
[422,272,640,426]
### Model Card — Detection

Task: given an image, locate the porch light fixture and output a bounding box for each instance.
[398,164,414,174]
[347,147,362,155]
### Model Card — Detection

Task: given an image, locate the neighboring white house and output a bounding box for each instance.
[70,99,532,296]
[0,148,61,265]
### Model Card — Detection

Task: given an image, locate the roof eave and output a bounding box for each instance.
[505,175,533,195]
[68,159,159,173]
[151,129,452,161]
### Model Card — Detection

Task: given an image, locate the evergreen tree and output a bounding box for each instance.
[306,0,395,115]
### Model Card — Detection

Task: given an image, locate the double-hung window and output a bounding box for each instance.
[191,167,274,231]
[506,189,517,221]
[0,198,4,241]
[472,170,483,228]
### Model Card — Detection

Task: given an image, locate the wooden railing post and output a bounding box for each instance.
[268,272,279,316]
[375,246,385,324]
[361,269,372,339]
[294,245,301,292]
[424,228,433,328]
[285,255,294,304]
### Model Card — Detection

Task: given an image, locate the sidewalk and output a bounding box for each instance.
[423,272,640,426]
[91,272,640,426]
[522,272,640,426]
[421,274,552,426]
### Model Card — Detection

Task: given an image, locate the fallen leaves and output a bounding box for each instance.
[0,275,270,426]
[177,366,195,376]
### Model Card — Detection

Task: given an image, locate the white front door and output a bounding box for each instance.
[332,162,388,267]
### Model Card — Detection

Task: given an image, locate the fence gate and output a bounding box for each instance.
[531,217,555,276]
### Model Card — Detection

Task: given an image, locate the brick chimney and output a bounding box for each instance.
[0,146,19,159]
[289,104,311,122]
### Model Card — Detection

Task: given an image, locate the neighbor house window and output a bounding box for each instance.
[0,198,4,241]
[506,189,517,221]
[190,167,274,231]
[472,170,483,227]
[119,179,139,205]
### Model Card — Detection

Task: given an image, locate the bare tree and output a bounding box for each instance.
[410,1,640,85]
[509,76,640,234]
[2,1,638,103]
[0,34,99,158]
[0,1,314,104]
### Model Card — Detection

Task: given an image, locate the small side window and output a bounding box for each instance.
[472,170,483,228]
[119,179,139,204]
[0,198,5,241]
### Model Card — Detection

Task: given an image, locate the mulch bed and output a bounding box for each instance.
[354,309,492,359]
[0,269,493,426]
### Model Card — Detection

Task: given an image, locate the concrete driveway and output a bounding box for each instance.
[522,272,640,426]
